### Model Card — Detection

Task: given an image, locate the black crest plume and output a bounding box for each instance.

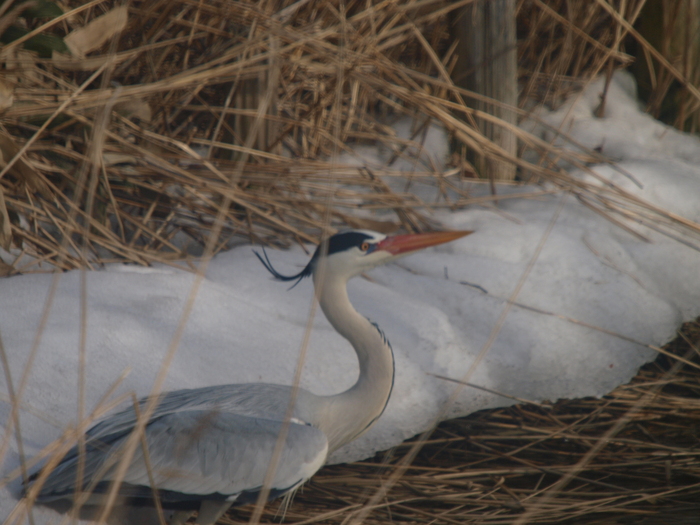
[254,247,314,290]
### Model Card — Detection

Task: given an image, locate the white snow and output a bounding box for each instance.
[2,71,700,522]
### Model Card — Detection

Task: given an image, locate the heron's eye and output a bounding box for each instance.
[360,242,370,252]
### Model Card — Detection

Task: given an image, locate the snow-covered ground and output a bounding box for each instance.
[2,71,700,523]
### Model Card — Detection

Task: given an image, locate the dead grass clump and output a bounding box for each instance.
[517,0,641,108]
[518,0,700,134]
[2,1,700,273]
[1,0,475,273]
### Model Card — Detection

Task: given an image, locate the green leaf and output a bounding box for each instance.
[1,25,68,57]
[22,1,64,19]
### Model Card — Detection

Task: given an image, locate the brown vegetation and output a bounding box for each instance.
[0,0,698,272]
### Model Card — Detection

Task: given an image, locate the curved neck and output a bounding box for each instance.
[313,273,395,452]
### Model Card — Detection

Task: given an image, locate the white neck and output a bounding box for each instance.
[312,272,395,452]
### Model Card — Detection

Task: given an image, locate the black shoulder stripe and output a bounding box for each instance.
[368,319,392,350]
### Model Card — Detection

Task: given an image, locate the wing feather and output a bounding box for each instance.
[34,387,328,507]
[129,411,327,497]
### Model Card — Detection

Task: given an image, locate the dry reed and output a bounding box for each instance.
[1,0,699,273]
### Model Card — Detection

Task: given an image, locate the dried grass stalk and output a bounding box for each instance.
[0,0,698,277]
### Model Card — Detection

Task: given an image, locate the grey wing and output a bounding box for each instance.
[78,383,305,442]
[35,410,328,506]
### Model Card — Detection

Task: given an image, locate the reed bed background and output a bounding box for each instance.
[1,0,700,273]
[2,0,700,523]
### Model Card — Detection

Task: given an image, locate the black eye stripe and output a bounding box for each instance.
[322,232,374,256]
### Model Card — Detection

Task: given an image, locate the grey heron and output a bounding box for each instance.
[25,229,471,525]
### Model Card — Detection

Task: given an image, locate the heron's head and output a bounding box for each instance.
[255,229,472,287]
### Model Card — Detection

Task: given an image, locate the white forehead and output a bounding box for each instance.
[354,229,387,243]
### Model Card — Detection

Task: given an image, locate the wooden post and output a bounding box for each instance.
[452,0,518,181]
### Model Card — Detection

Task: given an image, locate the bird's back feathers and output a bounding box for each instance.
[31,384,328,509]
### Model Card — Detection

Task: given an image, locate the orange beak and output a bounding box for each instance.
[376,230,473,255]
